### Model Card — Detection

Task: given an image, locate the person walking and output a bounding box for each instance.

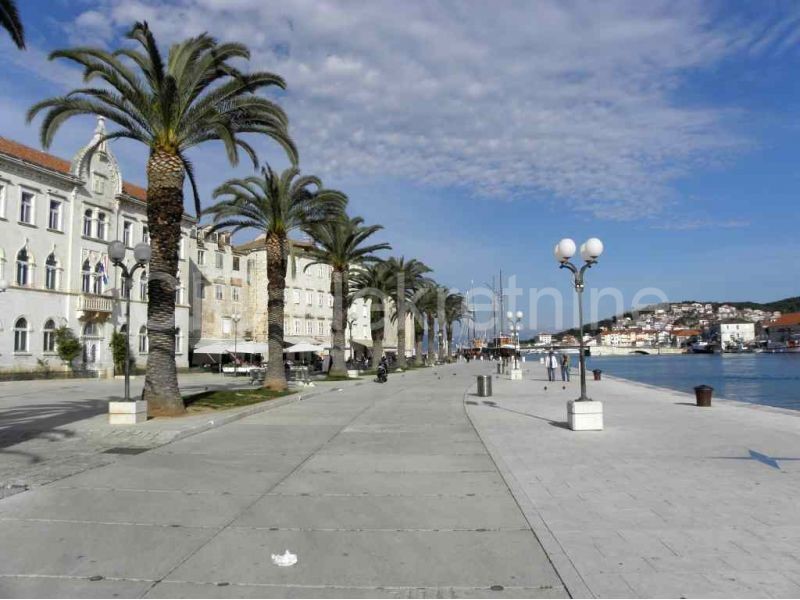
[560,352,571,382]
[546,350,558,381]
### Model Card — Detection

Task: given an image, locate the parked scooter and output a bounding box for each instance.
[375,357,389,383]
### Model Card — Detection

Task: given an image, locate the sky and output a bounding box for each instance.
[2,0,800,335]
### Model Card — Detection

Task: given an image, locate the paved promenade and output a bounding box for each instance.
[0,368,566,598]
[467,361,800,598]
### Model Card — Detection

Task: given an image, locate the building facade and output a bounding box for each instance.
[0,121,194,376]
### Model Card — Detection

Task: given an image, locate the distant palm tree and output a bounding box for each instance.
[306,216,390,376]
[444,292,468,359]
[385,257,430,368]
[416,283,442,364]
[28,22,295,415]
[206,165,346,390]
[1,0,24,49]
[351,261,394,366]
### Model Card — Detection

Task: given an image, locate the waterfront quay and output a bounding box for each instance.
[0,364,799,597]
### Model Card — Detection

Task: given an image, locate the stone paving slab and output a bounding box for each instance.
[465,363,800,598]
[0,576,153,599]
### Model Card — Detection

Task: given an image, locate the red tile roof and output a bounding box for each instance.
[765,312,800,328]
[0,136,148,201]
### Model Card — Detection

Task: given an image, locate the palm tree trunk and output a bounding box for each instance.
[330,268,347,376]
[265,233,288,390]
[371,300,385,366]
[438,321,446,361]
[142,150,185,416]
[447,324,454,359]
[426,313,435,364]
[414,319,424,365]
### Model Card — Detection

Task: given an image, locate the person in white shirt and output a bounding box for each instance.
[545,350,559,381]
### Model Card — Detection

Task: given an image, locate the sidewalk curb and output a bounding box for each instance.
[461,382,594,600]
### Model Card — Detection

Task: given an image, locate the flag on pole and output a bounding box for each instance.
[99,257,109,285]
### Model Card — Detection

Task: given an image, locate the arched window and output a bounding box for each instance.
[97,212,107,240]
[174,327,182,354]
[138,325,148,353]
[83,322,100,337]
[43,319,56,352]
[92,262,103,294]
[120,273,130,299]
[83,209,93,237]
[139,271,147,301]
[16,248,29,286]
[45,253,57,290]
[81,259,91,293]
[13,317,28,352]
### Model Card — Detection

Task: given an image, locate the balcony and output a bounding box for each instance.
[78,294,114,316]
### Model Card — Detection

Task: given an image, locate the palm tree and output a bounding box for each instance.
[205,165,346,390]
[305,216,390,377]
[28,22,296,415]
[1,0,24,49]
[385,257,430,368]
[350,261,394,367]
[444,292,468,360]
[416,283,441,365]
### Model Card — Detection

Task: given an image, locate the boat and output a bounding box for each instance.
[690,341,715,354]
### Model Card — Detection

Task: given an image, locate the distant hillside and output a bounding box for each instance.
[539,296,800,340]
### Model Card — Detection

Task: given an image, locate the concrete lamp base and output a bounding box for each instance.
[567,400,603,431]
[109,400,148,425]
[347,369,360,378]
[509,368,523,380]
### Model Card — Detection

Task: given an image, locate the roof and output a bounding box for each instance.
[0,135,147,201]
[672,329,702,336]
[0,136,73,175]
[765,312,800,328]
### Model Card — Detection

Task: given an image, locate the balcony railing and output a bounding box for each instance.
[78,294,114,313]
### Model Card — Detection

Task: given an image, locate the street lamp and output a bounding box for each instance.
[0,279,7,292]
[507,310,523,370]
[554,237,604,430]
[347,310,358,364]
[232,313,241,375]
[109,240,151,402]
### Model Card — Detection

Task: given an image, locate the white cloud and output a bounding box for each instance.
[58,1,798,219]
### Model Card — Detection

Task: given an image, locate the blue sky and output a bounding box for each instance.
[2,1,800,334]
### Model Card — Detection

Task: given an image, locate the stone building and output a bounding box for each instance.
[0,120,194,376]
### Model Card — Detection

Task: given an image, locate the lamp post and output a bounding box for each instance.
[0,279,7,292]
[108,240,151,402]
[506,310,523,368]
[554,237,604,430]
[232,313,241,375]
[347,311,358,364]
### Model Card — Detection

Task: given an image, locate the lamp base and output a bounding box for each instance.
[509,368,523,380]
[567,400,603,431]
[109,400,148,425]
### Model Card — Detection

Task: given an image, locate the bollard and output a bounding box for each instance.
[694,385,713,407]
[477,375,493,397]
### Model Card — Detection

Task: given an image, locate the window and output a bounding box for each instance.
[138,326,148,353]
[16,248,31,286]
[318,292,324,307]
[318,320,325,335]
[215,252,224,269]
[140,272,148,300]
[306,290,313,305]
[96,212,107,240]
[232,287,240,302]
[45,253,57,290]
[83,209,93,236]
[93,174,106,194]
[142,226,150,244]
[318,264,324,278]
[43,319,56,352]
[197,249,205,266]
[215,284,223,300]
[246,259,253,285]
[293,289,300,304]
[232,256,240,271]
[81,259,91,293]
[306,320,314,335]
[197,282,205,299]
[92,262,104,294]
[0,183,5,218]
[328,293,334,308]
[13,317,28,352]
[294,319,301,334]
[121,273,131,299]
[123,221,133,247]
[174,327,182,354]
[19,191,34,224]
[48,199,62,230]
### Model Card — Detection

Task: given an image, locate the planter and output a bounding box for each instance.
[109,400,148,425]
[567,400,603,431]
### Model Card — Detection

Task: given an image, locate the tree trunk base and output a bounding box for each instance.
[264,378,287,392]
[147,404,186,418]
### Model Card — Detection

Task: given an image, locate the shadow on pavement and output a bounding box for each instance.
[0,398,107,453]
[481,402,570,429]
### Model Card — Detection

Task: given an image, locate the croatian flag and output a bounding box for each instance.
[99,258,109,285]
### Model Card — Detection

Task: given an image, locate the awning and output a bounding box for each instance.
[192,341,268,354]
[232,341,269,354]
[352,338,373,348]
[284,342,324,353]
[193,342,230,355]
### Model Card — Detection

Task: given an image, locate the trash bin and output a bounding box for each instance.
[593,369,602,381]
[694,385,713,407]
[477,375,493,397]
